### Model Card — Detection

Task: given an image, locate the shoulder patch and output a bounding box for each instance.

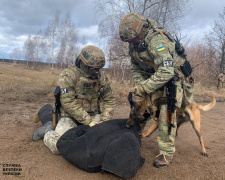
[60,88,68,94]
[163,60,173,67]
[156,45,165,52]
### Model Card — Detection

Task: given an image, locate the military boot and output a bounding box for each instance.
[153,154,173,168]
[32,121,54,141]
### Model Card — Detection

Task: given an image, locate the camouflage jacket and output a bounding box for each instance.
[58,65,115,125]
[129,28,185,94]
[218,73,225,82]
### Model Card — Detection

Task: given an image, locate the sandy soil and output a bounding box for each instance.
[0,100,225,180]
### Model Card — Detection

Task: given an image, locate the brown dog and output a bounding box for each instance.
[127,92,216,157]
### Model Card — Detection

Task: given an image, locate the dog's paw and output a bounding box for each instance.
[141,132,149,138]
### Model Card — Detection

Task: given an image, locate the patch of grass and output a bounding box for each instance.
[1,62,224,104]
[110,80,133,104]
[0,63,61,103]
[194,82,225,102]
[15,174,25,178]
[109,78,225,103]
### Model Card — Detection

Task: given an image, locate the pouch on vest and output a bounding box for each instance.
[182,77,194,106]
[180,60,192,77]
[175,80,183,108]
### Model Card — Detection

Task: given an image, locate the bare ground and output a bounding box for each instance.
[0,99,225,180]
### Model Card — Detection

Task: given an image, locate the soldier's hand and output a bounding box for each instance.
[134,85,145,97]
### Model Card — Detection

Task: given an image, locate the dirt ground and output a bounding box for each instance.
[0,99,225,180]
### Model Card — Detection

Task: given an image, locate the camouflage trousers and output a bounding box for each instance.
[43,114,101,154]
[157,79,183,158]
[157,77,194,157]
[157,104,177,157]
[44,117,77,154]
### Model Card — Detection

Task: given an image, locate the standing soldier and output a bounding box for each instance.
[119,12,194,168]
[217,70,225,89]
[32,45,115,154]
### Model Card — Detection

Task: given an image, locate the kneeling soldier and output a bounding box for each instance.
[32,45,115,154]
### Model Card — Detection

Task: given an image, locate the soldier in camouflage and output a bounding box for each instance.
[33,45,115,154]
[119,12,194,168]
[217,70,225,89]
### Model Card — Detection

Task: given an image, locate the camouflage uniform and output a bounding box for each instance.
[217,72,225,89]
[119,13,194,160]
[44,45,115,154]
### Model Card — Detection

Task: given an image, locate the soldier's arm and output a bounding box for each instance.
[58,68,92,125]
[99,71,115,121]
[130,53,146,84]
[140,34,174,94]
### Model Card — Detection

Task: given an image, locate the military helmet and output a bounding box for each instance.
[78,45,105,68]
[147,19,158,28]
[119,12,147,42]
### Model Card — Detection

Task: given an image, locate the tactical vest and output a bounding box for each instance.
[129,28,185,78]
[65,66,103,116]
[75,74,101,115]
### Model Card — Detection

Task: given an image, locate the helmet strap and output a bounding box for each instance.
[75,57,81,68]
[80,61,89,73]
[131,26,151,45]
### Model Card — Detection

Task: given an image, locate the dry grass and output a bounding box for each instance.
[194,82,225,102]
[110,79,134,105]
[1,62,224,104]
[0,63,61,103]
[110,79,225,103]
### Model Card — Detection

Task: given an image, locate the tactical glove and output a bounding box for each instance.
[88,119,104,127]
[134,84,146,97]
[89,121,97,127]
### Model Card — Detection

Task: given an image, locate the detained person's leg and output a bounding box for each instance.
[44,117,77,154]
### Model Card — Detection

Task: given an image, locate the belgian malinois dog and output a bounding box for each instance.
[126,92,216,157]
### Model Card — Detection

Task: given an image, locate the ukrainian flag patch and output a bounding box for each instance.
[156,46,165,52]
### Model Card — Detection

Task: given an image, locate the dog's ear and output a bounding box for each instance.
[128,92,133,107]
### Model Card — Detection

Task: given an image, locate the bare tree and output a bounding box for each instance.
[32,30,47,68]
[23,31,47,69]
[95,0,190,38]
[57,35,66,68]
[95,0,191,82]
[45,10,61,74]
[22,11,79,70]
[63,14,78,67]
[185,42,219,86]
[206,7,225,73]
[23,36,35,67]
[57,12,78,68]
[107,38,130,82]
[10,47,21,66]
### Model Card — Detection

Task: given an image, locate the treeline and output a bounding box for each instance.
[10,11,81,73]
[9,1,225,87]
[0,58,54,67]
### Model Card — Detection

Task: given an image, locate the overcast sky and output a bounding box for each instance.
[0,0,225,59]
[180,0,225,43]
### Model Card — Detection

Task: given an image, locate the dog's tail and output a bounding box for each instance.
[197,96,216,111]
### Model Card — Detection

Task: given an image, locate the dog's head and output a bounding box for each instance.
[126,92,150,128]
